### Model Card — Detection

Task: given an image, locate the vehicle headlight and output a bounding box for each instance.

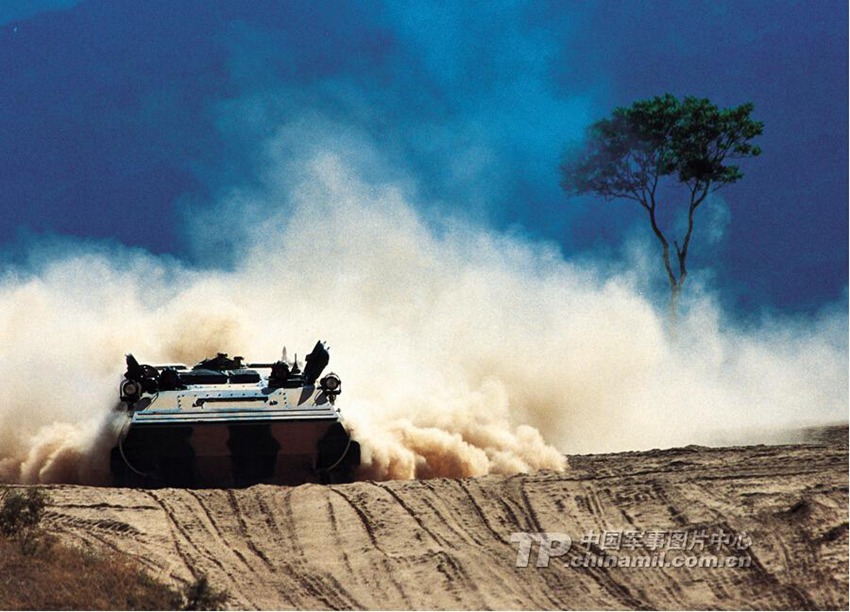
[320,373,341,392]
[121,380,140,399]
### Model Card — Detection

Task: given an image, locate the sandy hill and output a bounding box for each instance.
[38,429,848,610]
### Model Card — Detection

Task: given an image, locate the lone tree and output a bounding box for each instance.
[560,94,763,317]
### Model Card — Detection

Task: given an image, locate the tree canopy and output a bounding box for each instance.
[560,94,763,314]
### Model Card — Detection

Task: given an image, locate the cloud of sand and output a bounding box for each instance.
[0,133,846,484]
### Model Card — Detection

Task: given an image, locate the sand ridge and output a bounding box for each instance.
[36,431,848,610]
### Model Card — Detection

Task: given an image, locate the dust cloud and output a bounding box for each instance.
[0,151,845,483]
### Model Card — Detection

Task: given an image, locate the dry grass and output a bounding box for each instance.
[0,486,228,610]
[0,535,184,610]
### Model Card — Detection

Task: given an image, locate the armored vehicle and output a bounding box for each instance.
[110,341,360,487]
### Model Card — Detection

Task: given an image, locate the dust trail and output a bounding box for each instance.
[0,151,845,483]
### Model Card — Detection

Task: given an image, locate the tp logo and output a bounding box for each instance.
[511,532,572,568]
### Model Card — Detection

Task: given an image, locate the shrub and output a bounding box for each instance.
[0,487,49,537]
[183,574,229,611]
[0,487,50,554]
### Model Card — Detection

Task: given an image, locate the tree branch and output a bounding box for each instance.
[675,180,712,285]
[645,193,678,290]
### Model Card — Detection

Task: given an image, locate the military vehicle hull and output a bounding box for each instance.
[110,343,360,488]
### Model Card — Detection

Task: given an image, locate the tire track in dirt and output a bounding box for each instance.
[142,487,269,610]
[327,487,381,550]
[418,479,488,547]
[248,488,302,609]
[456,478,511,545]
[284,486,363,609]
[373,481,482,608]
[275,487,355,609]
[324,494,355,575]
[372,481,444,548]
[138,490,203,580]
[223,490,275,572]
[327,485,414,608]
[182,490,259,579]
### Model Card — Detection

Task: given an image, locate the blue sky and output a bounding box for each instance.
[0,0,846,314]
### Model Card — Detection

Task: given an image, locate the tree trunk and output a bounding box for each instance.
[659,242,681,334]
[669,283,681,336]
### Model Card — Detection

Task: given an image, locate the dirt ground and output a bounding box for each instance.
[37,426,848,610]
